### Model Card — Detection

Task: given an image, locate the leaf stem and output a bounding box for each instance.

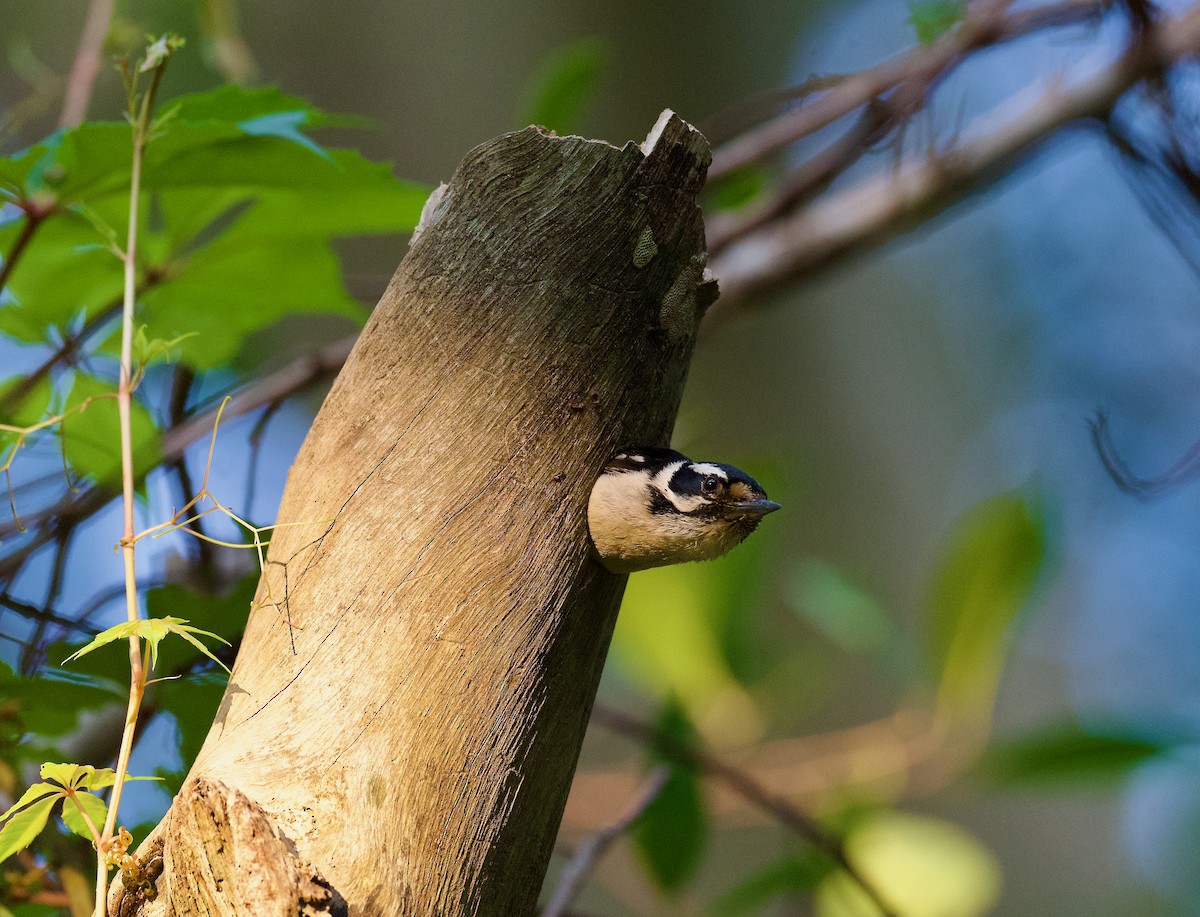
[91,41,176,917]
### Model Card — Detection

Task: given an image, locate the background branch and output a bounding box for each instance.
[708,2,1200,311]
[59,0,115,127]
[542,766,671,917]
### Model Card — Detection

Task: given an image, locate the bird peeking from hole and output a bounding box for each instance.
[587,447,780,573]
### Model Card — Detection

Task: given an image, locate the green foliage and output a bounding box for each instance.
[518,38,608,135]
[1,84,428,369]
[711,852,831,916]
[786,557,912,675]
[0,762,156,860]
[0,661,123,746]
[707,169,767,213]
[61,372,161,487]
[983,721,1184,788]
[142,575,254,675]
[926,490,1045,720]
[63,616,230,673]
[0,784,61,862]
[907,0,967,45]
[634,700,708,893]
[816,812,1000,917]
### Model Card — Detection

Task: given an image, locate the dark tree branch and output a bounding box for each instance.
[542,765,671,917]
[0,209,48,295]
[591,705,897,917]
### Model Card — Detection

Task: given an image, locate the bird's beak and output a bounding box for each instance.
[734,499,781,517]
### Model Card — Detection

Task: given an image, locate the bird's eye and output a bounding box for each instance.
[702,476,719,494]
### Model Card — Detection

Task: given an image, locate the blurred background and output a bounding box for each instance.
[2,0,1200,914]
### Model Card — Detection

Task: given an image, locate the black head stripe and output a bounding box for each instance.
[669,464,710,497]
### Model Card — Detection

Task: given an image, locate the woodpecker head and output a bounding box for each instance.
[586,447,781,573]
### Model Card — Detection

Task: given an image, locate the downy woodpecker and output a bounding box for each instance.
[587,448,780,573]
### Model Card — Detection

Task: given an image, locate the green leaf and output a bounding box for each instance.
[18,122,134,203]
[707,169,767,213]
[983,722,1183,788]
[0,783,60,862]
[0,144,50,199]
[0,663,124,742]
[0,375,56,458]
[786,557,909,669]
[62,616,230,673]
[164,85,340,130]
[133,236,363,369]
[132,325,197,369]
[39,762,99,789]
[518,38,608,135]
[59,790,107,841]
[60,373,161,487]
[0,208,123,341]
[711,853,831,916]
[908,0,967,44]
[634,699,708,893]
[816,812,1000,917]
[926,490,1045,720]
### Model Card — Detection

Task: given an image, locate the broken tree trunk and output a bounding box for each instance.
[114,111,713,916]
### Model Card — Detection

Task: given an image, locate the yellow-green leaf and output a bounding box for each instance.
[816,812,1000,917]
[40,762,99,789]
[60,790,107,842]
[62,616,230,673]
[0,783,61,862]
[926,491,1045,721]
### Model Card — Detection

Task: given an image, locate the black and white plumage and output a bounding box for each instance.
[587,447,781,573]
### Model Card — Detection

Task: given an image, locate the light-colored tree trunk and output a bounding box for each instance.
[113,111,713,917]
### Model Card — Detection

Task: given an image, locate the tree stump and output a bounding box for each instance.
[116,110,713,916]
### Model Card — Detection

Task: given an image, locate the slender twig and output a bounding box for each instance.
[1089,409,1200,496]
[708,101,893,256]
[591,705,898,917]
[543,766,671,917]
[60,0,116,128]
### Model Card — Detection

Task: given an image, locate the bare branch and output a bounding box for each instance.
[0,335,356,587]
[59,0,116,128]
[708,0,1106,180]
[542,766,671,917]
[709,3,1200,310]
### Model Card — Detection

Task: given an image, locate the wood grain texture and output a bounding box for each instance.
[115,111,711,916]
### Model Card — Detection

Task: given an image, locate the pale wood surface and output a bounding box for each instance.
[116,111,711,916]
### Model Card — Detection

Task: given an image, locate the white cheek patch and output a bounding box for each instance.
[665,492,704,512]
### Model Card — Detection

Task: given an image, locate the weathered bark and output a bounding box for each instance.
[115,112,713,916]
